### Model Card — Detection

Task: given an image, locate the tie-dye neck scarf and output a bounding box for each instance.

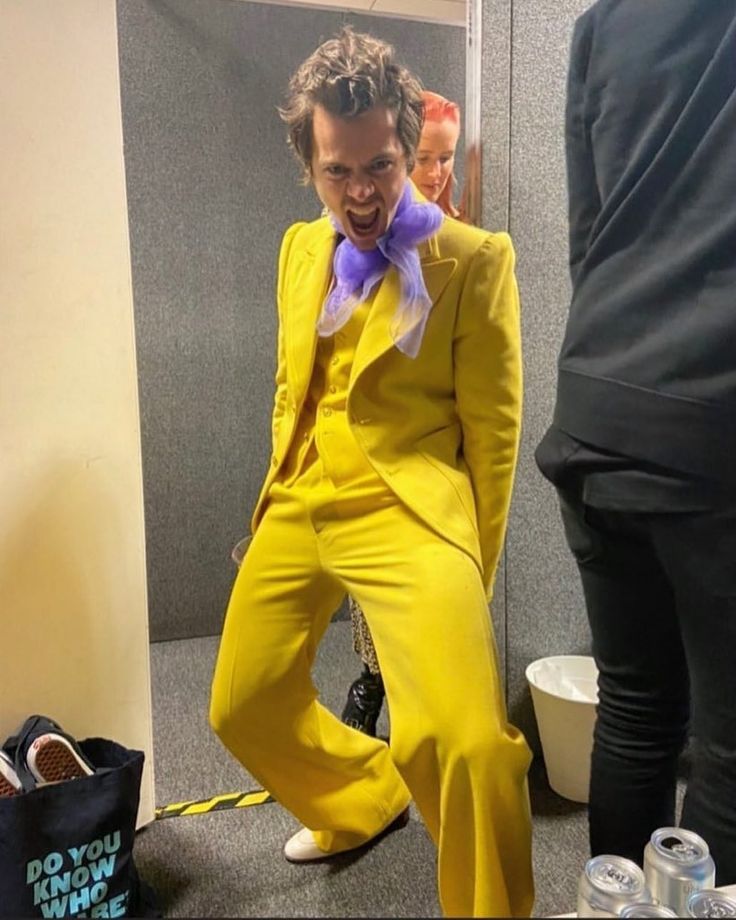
[317,183,444,358]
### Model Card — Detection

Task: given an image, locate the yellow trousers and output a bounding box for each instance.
[210,462,534,917]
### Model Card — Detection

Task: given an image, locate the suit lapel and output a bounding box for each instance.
[285,229,335,402]
[350,234,457,386]
[285,219,458,397]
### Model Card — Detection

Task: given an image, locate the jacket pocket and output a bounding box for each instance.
[418,449,479,535]
[557,486,604,565]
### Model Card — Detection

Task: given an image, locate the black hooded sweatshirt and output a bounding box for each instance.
[542,0,736,490]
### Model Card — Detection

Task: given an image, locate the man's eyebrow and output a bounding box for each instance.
[316,150,398,168]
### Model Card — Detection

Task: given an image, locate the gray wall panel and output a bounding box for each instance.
[118,0,465,641]
[481,0,510,231]
[502,0,593,748]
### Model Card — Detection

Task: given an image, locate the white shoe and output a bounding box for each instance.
[283,806,410,863]
[284,827,328,862]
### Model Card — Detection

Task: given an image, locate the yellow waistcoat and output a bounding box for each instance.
[252,215,522,602]
[280,295,390,490]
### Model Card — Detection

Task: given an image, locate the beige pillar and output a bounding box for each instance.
[0,0,155,824]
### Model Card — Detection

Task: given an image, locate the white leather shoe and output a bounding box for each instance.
[284,827,327,862]
[283,806,410,863]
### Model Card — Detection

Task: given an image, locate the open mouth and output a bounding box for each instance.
[347,207,380,239]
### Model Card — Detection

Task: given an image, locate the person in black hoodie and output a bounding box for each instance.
[536,0,736,883]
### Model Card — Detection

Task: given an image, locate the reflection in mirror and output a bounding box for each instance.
[117,0,473,645]
[117,1,494,911]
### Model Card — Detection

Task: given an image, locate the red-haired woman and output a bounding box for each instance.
[412,91,462,217]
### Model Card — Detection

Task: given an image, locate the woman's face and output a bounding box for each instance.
[410,117,460,202]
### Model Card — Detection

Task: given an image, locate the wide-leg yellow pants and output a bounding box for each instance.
[210,464,534,918]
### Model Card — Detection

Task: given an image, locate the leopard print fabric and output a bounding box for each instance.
[348,596,381,675]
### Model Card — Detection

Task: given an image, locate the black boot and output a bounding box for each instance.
[341,667,385,736]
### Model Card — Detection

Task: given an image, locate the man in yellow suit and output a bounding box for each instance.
[210,27,533,919]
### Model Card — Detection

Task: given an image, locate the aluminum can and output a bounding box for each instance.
[686,890,736,918]
[619,903,678,918]
[644,827,716,915]
[577,855,650,917]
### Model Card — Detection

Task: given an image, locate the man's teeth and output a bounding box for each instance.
[349,208,379,230]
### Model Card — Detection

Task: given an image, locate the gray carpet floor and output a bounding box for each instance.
[135,625,590,917]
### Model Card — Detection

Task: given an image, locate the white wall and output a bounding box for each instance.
[0,0,155,824]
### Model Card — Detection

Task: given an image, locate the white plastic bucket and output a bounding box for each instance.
[525,655,599,803]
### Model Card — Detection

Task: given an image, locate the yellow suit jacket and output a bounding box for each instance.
[251,214,522,602]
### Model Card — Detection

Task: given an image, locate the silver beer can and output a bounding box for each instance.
[578,855,651,917]
[619,903,678,918]
[686,890,736,918]
[644,827,716,915]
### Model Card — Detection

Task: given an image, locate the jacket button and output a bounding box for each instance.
[271,455,278,466]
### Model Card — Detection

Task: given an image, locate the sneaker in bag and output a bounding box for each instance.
[25,732,95,785]
[0,749,22,797]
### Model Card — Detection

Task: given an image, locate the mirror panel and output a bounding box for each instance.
[117,0,473,641]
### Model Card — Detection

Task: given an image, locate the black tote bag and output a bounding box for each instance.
[0,717,158,919]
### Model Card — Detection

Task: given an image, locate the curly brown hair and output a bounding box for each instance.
[280,27,425,181]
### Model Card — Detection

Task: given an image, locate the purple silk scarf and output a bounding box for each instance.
[317,182,444,358]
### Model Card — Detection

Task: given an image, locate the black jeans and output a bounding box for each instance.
[558,489,736,883]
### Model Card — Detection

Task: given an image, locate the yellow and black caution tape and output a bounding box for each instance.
[155,789,274,820]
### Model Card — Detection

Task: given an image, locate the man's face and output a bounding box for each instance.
[310,103,409,251]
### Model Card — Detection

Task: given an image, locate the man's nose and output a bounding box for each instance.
[346,174,375,201]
